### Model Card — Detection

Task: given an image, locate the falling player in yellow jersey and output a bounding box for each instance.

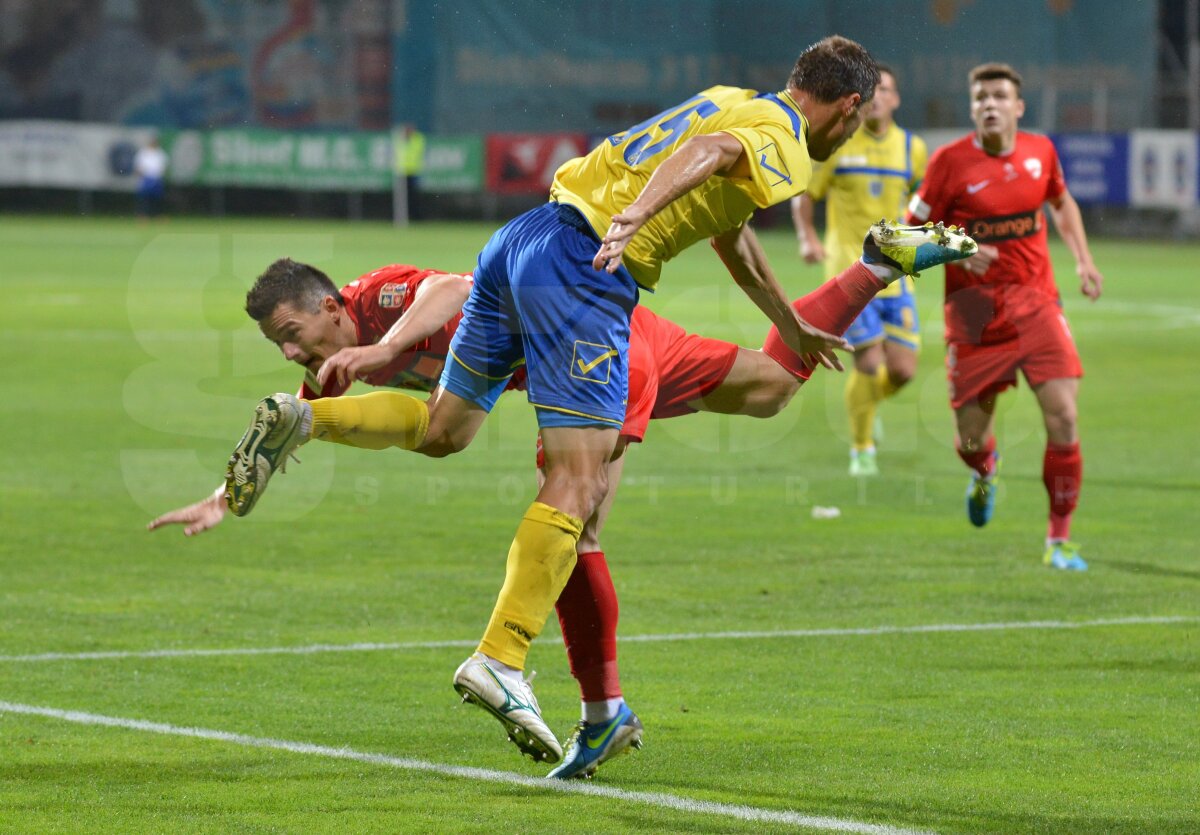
[792,64,928,476]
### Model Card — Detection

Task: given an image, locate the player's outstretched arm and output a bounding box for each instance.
[711,223,849,371]
[593,133,749,273]
[791,195,826,263]
[147,485,227,537]
[317,273,472,388]
[1047,191,1103,301]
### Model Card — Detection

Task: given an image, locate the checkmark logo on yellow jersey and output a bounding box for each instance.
[570,341,616,384]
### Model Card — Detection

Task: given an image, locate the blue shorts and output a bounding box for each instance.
[844,282,921,351]
[440,202,640,429]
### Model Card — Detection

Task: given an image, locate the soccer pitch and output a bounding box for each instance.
[1,215,1197,833]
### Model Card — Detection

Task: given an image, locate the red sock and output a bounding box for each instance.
[1044,441,1082,540]
[762,261,884,379]
[957,435,997,478]
[554,551,621,701]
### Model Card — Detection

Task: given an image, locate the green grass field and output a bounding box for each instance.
[1,215,1197,833]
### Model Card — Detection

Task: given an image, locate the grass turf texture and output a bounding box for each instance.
[1,215,1197,833]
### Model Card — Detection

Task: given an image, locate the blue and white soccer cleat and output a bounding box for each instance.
[453,653,562,764]
[224,393,307,516]
[863,219,977,277]
[546,702,644,780]
[1043,541,1088,571]
[965,452,1001,528]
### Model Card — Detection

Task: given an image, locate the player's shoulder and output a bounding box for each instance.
[930,132,976,161]
[343,264,432,310]
[1016,131,1058,155]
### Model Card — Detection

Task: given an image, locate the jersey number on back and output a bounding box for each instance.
[611,94,720,166]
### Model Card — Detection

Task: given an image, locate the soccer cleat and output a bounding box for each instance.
[224,393,307,517]
[848,448,879,477]
[1044,541,1088,572]
[965,452,1001,528]
[863,219,978,277]
[453,653,562,764]
[547,702,644,780]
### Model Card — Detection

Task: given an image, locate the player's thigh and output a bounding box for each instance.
[1031,377,1079,444]
[689,347,799,418]
[882,340,919,382]
[852,340,885,374]
[538,425,621,520]
[947,341,1020,412]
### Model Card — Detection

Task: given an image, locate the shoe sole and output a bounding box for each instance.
[454,682,562,764]
[224,402,275,516]
[225,399,300,517]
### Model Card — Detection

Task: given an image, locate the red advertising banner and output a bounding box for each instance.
[485,133,589,194]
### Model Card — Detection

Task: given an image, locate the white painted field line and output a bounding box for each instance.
[0,615,1193,664]
[0,701,931,835]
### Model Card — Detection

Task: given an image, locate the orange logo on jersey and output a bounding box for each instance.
[378,283,408,308]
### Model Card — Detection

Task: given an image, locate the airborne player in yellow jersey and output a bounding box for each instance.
[792,64,928,476]
[222,37,979,772]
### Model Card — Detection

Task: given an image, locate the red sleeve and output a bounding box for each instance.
[1045,140,1066,202]
[907,144,954,224]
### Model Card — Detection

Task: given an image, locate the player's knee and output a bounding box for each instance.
[1044,405,1077,441]
[417,432,467,458]
[744,379,800,418]
[888,366,915,388]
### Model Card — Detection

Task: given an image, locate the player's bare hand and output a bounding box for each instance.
[960,243,999,276]
[799,238,825,264]
[317,343,395,389]
[1078,261,1103,301]
[147,491,226,537]
[784,317,852,373]
[593,209,645,273]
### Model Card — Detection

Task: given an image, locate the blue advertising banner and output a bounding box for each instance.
[1052,133,1129,206]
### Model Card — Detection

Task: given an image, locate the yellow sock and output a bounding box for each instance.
[478,502,584,669]
[876,365,900,399]
[308,391,429,451]
[845,369,880,451]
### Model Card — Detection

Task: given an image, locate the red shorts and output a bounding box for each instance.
[621,306,740,442]
[946,305,1083,409]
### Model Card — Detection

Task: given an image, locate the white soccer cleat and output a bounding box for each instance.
[453,652,562,764]
[224,393,306,517]
[862,219,977,277]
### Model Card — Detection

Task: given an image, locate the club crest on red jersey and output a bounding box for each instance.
[378,283,408,308]
[1024,158,1043,180]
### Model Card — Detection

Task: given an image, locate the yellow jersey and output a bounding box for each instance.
[551,86,812,290]
[807,122,927,296]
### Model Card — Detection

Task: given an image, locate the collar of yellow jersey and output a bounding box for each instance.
[779,90,809,139]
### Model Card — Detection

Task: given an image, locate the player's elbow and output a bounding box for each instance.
[744,378,801,418]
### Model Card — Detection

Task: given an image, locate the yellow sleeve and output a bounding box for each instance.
[719,122,812,209]
[910,134,928,191]
[806,157,835,201]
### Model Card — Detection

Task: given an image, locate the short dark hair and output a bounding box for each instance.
[787,36,879,105]
[245,258,343,322]
[876,62,898,89]
[969,62,1023,94]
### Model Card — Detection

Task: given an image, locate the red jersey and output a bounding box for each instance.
[908,132,1067,345]
[298,264,528,399]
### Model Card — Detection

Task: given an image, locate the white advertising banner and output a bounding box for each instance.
[0,121,155,190]
[1129,130,1198,209]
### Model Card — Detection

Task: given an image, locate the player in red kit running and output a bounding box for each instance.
[907,63,1103,570]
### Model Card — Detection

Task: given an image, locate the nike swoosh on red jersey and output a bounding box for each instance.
[966,179,990,194]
